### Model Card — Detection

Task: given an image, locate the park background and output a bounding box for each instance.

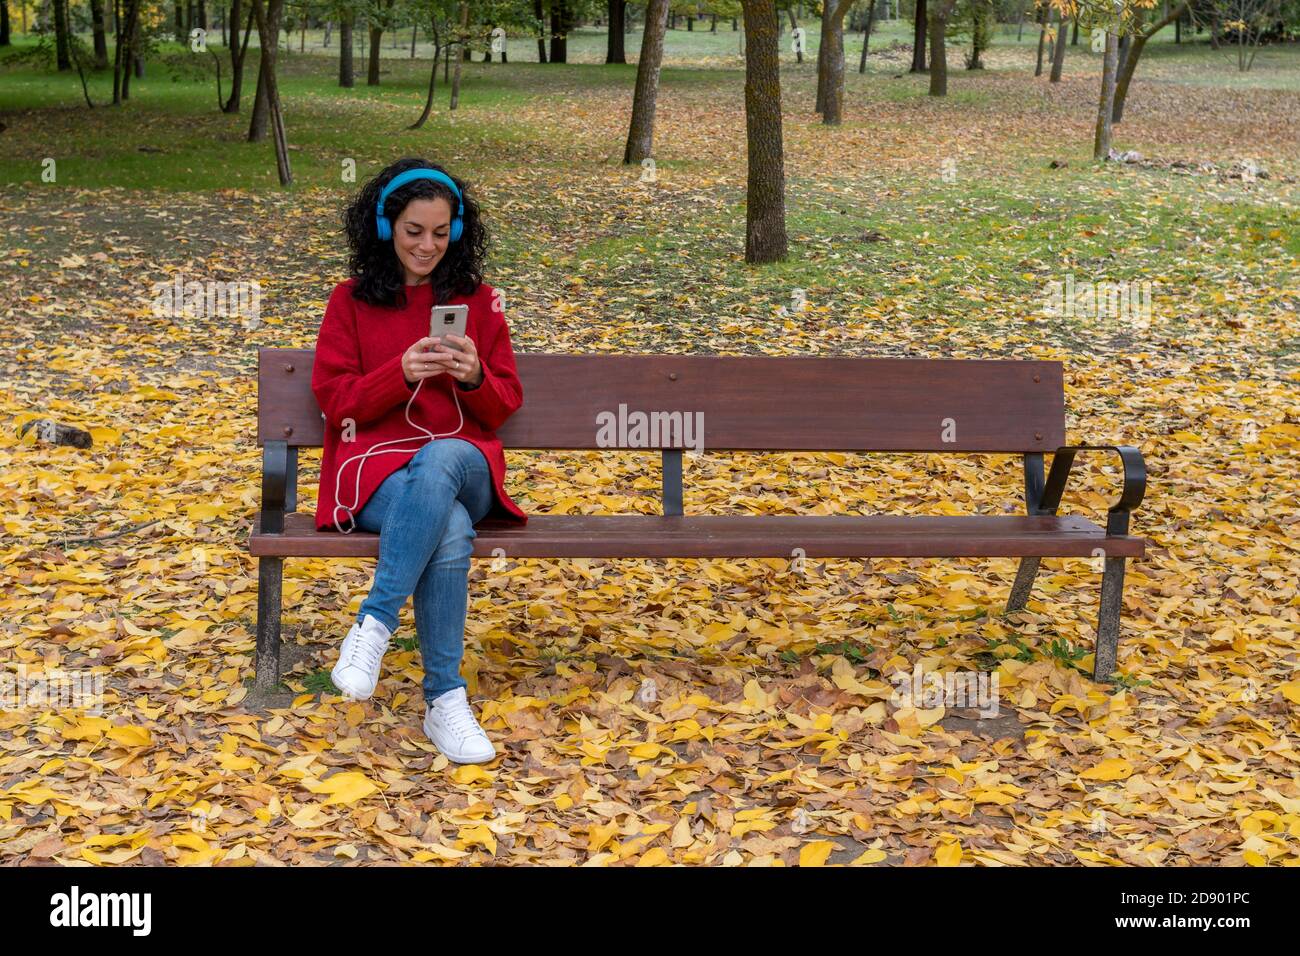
[1,1,1298,866]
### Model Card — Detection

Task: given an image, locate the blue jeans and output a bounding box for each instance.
[352,438,494,704]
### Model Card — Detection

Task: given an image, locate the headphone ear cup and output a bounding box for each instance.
[377,216,392,242]
[449,217,463,243]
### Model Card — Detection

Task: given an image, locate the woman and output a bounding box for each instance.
[311,158,528,765]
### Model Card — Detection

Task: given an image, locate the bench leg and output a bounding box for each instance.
[1006,557,1041,612]
[255,557,284,691]
[1093,556,1126,683]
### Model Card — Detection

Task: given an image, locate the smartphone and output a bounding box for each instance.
[430,304,469,345]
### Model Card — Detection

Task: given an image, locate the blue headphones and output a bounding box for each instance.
[375,168,464,243]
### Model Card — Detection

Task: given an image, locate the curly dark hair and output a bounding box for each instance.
[342,157,490,308]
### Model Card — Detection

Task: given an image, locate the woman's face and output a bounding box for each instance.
[392,196,453,285]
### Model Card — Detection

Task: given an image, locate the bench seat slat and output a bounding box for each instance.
[250,513,1144,559]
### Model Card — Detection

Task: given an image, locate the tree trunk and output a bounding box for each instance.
[606,0,626,63]
[1093,27,1118,160]
[818,0,851,124]
[249,0,282,140]
[788,7,801,63]
[250,0,291,184]
[968,0,988,69]
[623,0,669,163]
[739,0,788,263]
[1112,34,1144,123]
[815,7,830,112]
[0,1,9,47]
[450,0,468,109]
[68,24,96,105]
[550,0,569,62]
[368,25,382,83]
[53,0,72,69]
[339,11,354,86]
[910,0,926,72]
[1034,4,1047,76]
[1113,4,1187,124]
[411,14,440,127]
[859,0,876,72]
[1049,10,1067,81]
[535,0,547,62]
[113,0,143,103]
[223,1,251,111]
[928,0,950,95]
[90,0,109,66]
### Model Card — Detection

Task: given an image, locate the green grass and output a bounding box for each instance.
[2,24,1294,358]
[4,26,1297,189]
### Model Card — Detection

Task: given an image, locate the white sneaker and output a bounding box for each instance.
[331,614,392,700]
[423,687,497,763]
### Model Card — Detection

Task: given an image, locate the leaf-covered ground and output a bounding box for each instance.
[1,40,1298,866]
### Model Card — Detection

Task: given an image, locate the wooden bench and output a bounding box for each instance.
[250,350,1147,691]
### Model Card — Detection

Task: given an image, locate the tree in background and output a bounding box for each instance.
[225,0,256,110]
[1049,6,1067,78]
[1209,0,1284,70]
[549,0,574,62]
[250,0,285,139]
[624,0,671,162]
[606,0,626,61]
[854,0,883,71]
[449,0,467,105]
[1033,0,1048,75]
[112,0,144,102]
[815,0,854,124]
[408,0,459,126]
[739,0,787,262]
[1112,1,1188,119]
[944,0,992,69]
[251,0,293,183]
[911,0,929,71]
[337,0,357,86]
[928,0,956,94]
[960,0,994,68]
[52,0,71,69]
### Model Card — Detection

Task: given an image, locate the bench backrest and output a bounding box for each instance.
[257,350,1064,453]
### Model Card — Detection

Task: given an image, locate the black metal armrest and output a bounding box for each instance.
[260,440,289,535]
[1036,444,1146,536]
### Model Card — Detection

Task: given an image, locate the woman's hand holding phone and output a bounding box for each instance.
[402,335,482,388]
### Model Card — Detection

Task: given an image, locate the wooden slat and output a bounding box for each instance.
[258,350,1065,453]
[249,513,1145,559]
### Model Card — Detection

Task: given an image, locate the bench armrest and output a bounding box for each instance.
[260,440,289,535]
[1037,444,1146,536]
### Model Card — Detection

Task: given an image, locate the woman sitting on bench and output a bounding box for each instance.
[310,157,528,765]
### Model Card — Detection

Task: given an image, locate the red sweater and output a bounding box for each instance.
[311,278,529,533]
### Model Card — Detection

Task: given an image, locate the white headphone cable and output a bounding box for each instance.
[330,374,464,534]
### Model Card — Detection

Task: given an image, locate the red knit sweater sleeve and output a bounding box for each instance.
[311,283,413,427]
[455,286,523,433]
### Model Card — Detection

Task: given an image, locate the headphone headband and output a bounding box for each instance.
[375,168,465,242]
